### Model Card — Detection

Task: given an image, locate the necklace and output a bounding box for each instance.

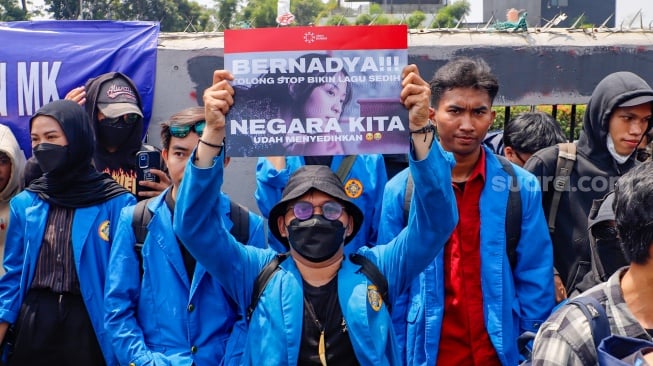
[304,296,328,366]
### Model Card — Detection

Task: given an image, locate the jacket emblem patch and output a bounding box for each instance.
[344,179,363,199]
[367,284,382,312]
[98,220,110,242]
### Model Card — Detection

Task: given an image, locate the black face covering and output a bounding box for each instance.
[287,215,346,263]
[26,99,130,208]
[97,123,135,149]
[33,143,69,174]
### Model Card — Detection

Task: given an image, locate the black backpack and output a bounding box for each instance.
[403,154,522,268]
[131,197,250,273]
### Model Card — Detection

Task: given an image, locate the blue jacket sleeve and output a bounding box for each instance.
[0,193,34,323]
[104,205,167,366]
[174,151,276,309]
[377,168,410,245]
[370,141,457,301]
[246,211,268,249]
[513,171,556,334]
[254,157,292,219]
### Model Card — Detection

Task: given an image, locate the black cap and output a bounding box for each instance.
[268,165,364,248]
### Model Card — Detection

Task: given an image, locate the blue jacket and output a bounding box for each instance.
[104,190,266,366]
[0,190,135,366]
[255,155,387,253]
[378,146,555,366]
[174,143,457,366]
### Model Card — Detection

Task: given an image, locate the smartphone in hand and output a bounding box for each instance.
[135,150,161,196]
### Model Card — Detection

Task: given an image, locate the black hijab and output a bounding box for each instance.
[26,100,129,208]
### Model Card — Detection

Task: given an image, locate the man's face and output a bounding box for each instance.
[608,103,651,156]
[0,152,11,192]
[433,87,495,157]
[162,131,199,189]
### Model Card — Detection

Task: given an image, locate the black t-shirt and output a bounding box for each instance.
[299,276,359,365]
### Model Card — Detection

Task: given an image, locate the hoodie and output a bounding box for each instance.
[524,71,653,294]
[84,72,145,195]
[0,124,26,275]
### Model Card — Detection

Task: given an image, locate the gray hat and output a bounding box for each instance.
[268,165,364,248]
[97,77,143,118]
[588,191,615,229]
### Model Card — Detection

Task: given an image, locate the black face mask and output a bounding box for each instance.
[97,123,135,150]
[286,215,346,263]
[33,143,69,174]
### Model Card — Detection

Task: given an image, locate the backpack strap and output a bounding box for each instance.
[132,197,251,277]
[569,295,611,357]
[335,155,356,183]
[229,199,250,244]
[496,155,522,269]
[246,253,289,322]
[548,142,577,234]
[403,171,414,225]
[132,197,154,276]
[350,253,391,313]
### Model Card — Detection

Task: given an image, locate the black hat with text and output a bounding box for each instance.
[97,77,143,118]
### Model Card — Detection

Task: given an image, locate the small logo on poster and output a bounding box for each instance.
[303,31,327,44]
[303,32,316,43]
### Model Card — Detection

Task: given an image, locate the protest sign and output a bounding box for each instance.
[224,25,408,157]
[0,21,159,156]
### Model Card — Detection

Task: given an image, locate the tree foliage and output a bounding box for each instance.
[41,0,211,31]
[431,0,469,28]
[1,0,28,20]
[406,10,425,29]
[239,0,277,28]
[325,14,349,26]
[238,0,325,27]
[291,0,325,26]
[492,104,585,141]
[217,0,237,30]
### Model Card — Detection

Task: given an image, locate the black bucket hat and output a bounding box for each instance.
[268,165,364,248]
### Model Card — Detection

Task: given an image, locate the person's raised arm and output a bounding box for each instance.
[195,70,234,167]
[401,64,433,160]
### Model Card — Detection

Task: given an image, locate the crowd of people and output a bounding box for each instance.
[0,55,651,366]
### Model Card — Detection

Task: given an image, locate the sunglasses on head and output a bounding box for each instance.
[100,113,141,126]
[170,120,206,138]
[288,200,345,221]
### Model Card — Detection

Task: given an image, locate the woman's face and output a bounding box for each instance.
[302,75,348,121]
[30,115,68,148]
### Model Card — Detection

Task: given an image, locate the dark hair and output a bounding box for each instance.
[613,161,653,264]
[429,57,499,108]
[503,112,567,154]
[160,106,204,150]
[240,53,353,118]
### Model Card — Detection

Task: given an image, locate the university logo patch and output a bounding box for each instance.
[98,220,110,242]
[367,284,382,312]
[344,178,363,199]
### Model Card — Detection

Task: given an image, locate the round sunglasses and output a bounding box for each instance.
[170,120,206,138]
[287,200,345,221]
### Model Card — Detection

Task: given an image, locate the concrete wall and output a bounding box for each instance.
[151,29,653,214]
